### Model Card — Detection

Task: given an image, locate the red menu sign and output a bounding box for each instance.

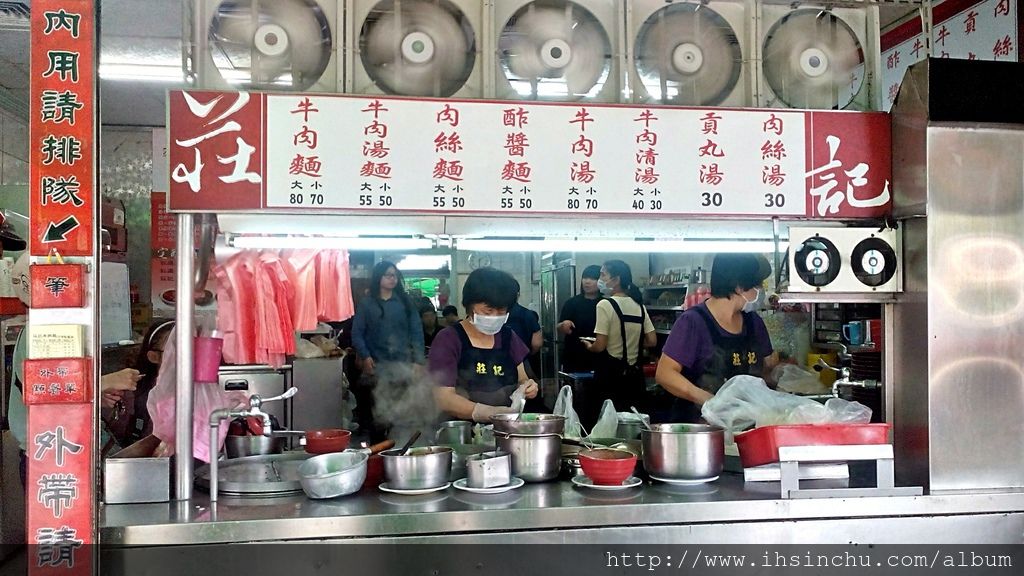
[30,0,95,257]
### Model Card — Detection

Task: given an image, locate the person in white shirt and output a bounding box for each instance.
[582,260,656,430]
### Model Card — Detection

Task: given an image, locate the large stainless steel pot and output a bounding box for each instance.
[495,432,561,482]
[380,446,453,490]
[642,424,724,481]
[491,414,565,436]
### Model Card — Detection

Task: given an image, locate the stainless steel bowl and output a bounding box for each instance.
[446,443,493,482]
[641,424,724,481]
[490,414,565,436]
[224,435,284,459]
[380,446,453,490]
[298,451,368,499]
[495,432,561,482]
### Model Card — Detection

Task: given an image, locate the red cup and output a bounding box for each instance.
[194,336,223,383]
[579,449,637,485]
[304,429,352,454]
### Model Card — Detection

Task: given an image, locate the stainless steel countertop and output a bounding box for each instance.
[101,473,1024,545]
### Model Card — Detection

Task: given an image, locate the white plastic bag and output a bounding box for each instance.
[553,385,582,439]
[701,375,872,437]
[509,383,527,414]
[774,364,828,395]
[590,399,619,438]
[294,338,325,358]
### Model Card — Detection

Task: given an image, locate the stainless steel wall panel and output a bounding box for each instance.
[893,216,930,488]
[925,126,1024,492]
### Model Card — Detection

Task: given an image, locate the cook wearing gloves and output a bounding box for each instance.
[655,253,778,423]
[429,267,539,422]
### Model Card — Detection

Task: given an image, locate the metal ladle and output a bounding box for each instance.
[399,430,421,455]
[630,406,652,431]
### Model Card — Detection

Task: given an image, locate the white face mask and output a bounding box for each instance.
[472,313,509,335]
[597,279,613,295]
[742,288,761,313]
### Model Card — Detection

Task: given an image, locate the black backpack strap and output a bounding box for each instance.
[607,298,646,366]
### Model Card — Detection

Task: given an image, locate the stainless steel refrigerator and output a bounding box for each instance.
[539,259,576,384]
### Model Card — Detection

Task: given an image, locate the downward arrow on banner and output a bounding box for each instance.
[43,216,80,243]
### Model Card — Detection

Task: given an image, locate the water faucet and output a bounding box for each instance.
[246,387,298,436]
[207,387,298,502]
[813,359,851,397]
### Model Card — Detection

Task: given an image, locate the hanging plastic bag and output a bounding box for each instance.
[147,328,248,463]
[553,385,581,439]
[590,399,619,439]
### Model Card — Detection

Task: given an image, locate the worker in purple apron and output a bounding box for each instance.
[655,253,779,423]
[430,267,539,422]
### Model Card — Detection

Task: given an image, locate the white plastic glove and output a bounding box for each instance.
[471,402,517,423]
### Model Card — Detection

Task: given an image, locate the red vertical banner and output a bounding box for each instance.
[30,0,95,256]
[28,2,96,575]
[25,404,94,575]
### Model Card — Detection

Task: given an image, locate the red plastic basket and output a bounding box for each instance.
[734,423,891,468]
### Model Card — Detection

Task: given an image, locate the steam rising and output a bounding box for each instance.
[370,361,442,444]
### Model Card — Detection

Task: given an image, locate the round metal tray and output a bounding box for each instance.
[195,452,312,496]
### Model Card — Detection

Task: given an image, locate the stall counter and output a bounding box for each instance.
[102,473,1024,545]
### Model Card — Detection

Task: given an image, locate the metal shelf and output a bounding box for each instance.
[777,291,898,304]
[646,305,685,312]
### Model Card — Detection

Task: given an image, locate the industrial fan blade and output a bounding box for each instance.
[360,0,475,97]
[499,0,612,100]
[633,3,741,106]
[209,0,333,90]
[761,9,865,109]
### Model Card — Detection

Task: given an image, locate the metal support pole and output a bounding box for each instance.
[175,213,195,500]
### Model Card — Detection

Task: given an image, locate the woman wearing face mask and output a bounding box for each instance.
[429,268,539,422]
[655,253,778,423]
[581,260,657,429]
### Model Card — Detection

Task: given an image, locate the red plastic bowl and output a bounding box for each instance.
[579,448,637,486]
[734,423,891,468]
[304,429,352,454]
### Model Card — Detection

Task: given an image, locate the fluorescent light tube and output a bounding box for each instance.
[456,238,784,253]
[229,235,433,251]
[99,63,184,82]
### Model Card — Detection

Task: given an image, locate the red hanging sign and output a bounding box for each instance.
[30,262,87,309]
[26,403,94,575]
[30,0,95,257]
[28,3,96,574]
[21,358,92,405]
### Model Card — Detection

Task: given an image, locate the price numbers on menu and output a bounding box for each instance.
[500,198,533,209]
[288,193,325,205]
[432,196,467,208]
[631,199,663,211]
[764,193,786,208]
[357,194,394,207]
[567,198,600,210]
